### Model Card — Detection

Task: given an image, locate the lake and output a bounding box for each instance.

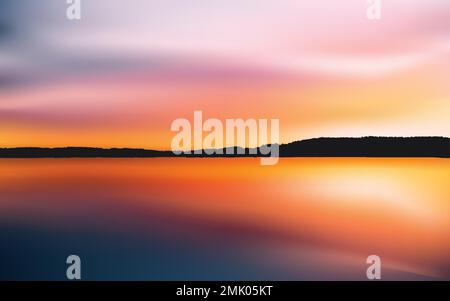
[0,158,448,280]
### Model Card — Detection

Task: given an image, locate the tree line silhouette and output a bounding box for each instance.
[0,137,448,158]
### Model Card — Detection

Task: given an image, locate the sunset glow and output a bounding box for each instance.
[1,0,449,148]
[0,0,449,282]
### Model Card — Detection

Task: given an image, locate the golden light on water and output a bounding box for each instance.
[0,158,448,279]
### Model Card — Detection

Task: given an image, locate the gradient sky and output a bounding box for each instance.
[0,0,449,149]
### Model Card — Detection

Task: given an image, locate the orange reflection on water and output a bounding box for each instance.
[0,158,448,280]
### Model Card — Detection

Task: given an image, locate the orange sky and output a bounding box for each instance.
[0,0,449,149]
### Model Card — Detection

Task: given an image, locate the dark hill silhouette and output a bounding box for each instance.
[279,137,450,158]
[0,137,448,158]
[0,147,172,158]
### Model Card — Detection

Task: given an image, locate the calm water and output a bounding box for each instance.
[0,158,448,280]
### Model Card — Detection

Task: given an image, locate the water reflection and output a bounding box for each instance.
[0,158,448,280]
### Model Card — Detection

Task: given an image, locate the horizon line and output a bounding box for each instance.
[1,136,449,152]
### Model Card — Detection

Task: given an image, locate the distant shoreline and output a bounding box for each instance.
[1,137,449,158]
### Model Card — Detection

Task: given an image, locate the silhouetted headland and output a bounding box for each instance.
[279,137,449,158]
[0,137,448,158]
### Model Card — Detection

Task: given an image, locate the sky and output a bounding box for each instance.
[0,0,449,149]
